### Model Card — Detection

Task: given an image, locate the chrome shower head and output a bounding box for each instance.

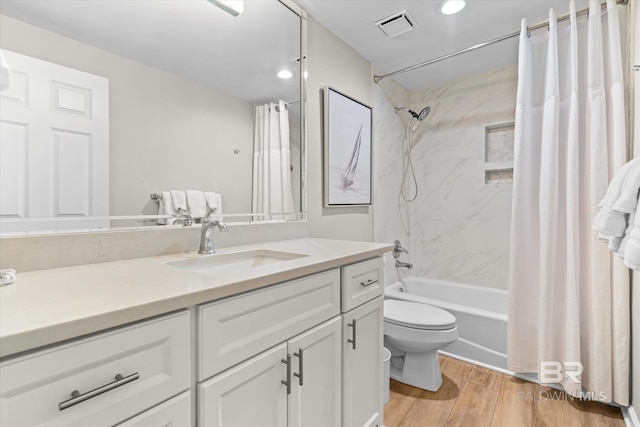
[394,106,431,121]
[416,106,431,121]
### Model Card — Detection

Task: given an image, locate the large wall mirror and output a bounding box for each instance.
[0,0,307,236]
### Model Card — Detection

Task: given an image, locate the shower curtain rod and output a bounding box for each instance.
[373,0,628,84]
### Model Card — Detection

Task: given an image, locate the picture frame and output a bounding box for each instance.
[323,85,372,207]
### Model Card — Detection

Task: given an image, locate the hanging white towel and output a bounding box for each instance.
[185,190,207,218]
[593,159,640,238]
[204,192,222,213]
[157,191,176,225]
[169,190,187,212]
[614,208,634,256]
[612,159,640,213]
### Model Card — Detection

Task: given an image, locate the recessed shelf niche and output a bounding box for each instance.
[484,122,514,184]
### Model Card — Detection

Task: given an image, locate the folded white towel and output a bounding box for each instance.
[204,192,222,213]
[157,191,176,225]
[170,190,187,211]
[612,159,640,213]
[616,212,633,256]
[186,190,207,218]
[593,159,640,237]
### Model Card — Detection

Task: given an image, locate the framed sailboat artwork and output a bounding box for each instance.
[323,86,372,207]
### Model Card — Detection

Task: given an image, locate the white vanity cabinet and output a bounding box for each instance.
[341,257,384,427]
[198,317,342,427]
[0,245,390,427]
[0,311,191,427]
[197,269,342,427]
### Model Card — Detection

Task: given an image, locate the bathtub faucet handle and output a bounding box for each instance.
[393,240,408,259]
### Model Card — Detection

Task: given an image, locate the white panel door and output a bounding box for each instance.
[288,316,342,427]
[342,297,384,427]
[0,48,109,234]
[198,343,288,427]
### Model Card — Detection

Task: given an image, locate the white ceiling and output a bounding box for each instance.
[296,0,593,91]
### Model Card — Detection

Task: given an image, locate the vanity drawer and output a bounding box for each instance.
[198,269,340,381]
[0,311,190,427]
[341,257,383,312]
[116,391,191,427]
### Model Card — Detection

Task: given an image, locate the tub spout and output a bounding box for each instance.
[395,261,413,270]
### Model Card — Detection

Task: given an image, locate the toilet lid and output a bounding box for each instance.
[384,299,456,330]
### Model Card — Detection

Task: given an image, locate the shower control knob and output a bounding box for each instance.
[393,240,408,259]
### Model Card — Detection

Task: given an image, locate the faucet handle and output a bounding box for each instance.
[393,240,408,259]
[174,208,192,227]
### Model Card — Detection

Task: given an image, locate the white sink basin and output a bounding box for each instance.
[165,249,307,276]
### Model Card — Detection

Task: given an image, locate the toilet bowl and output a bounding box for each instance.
[384,299,458,392]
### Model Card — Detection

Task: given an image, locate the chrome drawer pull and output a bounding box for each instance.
[348,319,357,350]
[360,279,378,287]
[281,354,292,395]
[59,372,140,411]
[294,348,304,386]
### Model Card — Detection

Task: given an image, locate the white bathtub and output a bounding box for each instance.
[385,276,508,370]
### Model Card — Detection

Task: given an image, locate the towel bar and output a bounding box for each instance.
[150,193,162,201]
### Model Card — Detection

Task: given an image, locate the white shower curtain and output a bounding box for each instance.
[508,0,629,405]
[252,100,294,218]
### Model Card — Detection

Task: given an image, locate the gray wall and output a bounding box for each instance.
[306,16,374,242]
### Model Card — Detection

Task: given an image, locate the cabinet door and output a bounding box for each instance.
[288,317,342,427]
[342,297,383,427]
[198,343,288,427]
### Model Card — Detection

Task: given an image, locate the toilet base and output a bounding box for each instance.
[389,350,443,392]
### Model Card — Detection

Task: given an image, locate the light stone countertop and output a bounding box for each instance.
[0,238,393,359]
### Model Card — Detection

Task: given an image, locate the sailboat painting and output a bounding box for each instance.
[323,86,372,206]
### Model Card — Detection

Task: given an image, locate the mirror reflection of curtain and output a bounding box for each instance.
[252,100,294,218]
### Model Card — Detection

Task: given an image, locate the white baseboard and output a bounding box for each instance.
[623,405,640,427]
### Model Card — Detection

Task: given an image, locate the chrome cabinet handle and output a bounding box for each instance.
[348,319,357,350]
[281,354,292,395]
[59,372,139,411]
[294,348,304,386]
[360,279,378,287]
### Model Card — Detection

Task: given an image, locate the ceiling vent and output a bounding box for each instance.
[375,11,416,38]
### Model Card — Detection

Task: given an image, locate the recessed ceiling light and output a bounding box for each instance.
[438,0,465,15]
[277,70,293,79]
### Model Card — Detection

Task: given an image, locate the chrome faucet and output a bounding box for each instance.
[199,207,228,254]
[173,207,192,227]
[393,239,412,269]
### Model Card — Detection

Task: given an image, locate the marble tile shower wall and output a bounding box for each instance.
[374,65,517,289]
[373,69,412,285]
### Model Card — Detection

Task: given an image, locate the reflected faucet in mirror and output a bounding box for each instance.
[173,208,193,227]
[199,208,229,254]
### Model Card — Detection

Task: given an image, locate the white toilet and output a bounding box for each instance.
[383,299,458,392]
